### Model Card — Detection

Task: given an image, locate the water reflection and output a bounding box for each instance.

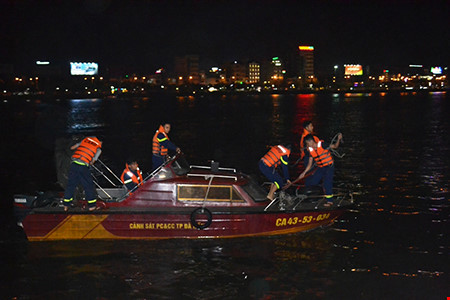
[68,98,105,133]
[1,92,449,299]
[10,232,346,299]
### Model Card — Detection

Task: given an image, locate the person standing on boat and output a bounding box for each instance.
[63,136,102,211]
[299,120,320,167]
[121,158,144,191]
[294,133,343,206]
[152,122,181,171]
[299,120,321,186]
[259,144,292,201]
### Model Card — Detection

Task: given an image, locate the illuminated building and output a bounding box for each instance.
[298,45,314,78]
[271,57,284,81]
[225,61,246,83]
[204,67,226,85]
[174,55,200,84]
[248,62,260,83]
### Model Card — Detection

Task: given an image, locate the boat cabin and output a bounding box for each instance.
[97,154,269,209]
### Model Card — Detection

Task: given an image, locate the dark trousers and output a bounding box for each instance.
[152,155,165,171]
[304,164,334,196]
[259,160,284,189]
[303,155,316,186]
[64,162,97,207]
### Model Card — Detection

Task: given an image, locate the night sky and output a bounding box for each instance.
[1,0,449,74]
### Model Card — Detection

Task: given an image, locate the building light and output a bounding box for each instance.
[299,46,314,51]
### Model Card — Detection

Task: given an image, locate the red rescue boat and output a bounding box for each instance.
[14,154,355,241]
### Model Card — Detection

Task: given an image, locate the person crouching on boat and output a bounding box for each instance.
[121,158,143,191]
[152,122,181,171]
[294,133,342,206]
[63,136,102,211]
[259,144,292,201]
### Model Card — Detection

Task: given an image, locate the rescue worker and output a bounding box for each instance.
[299,120,320,167]
[63,136,102,211]
[294,133,343,206]
[259,144,292,201]
[121,159,144,191]
[152,122,181,171]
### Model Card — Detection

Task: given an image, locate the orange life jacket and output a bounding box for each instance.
[121,164,143,186]
[308,141,333,167]
[152,125,169,156]
[261,145,291,168]
[72,137,102,164]
[300,129,320,159]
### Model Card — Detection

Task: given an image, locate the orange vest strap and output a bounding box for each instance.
[152,126,169,156]
[308,141,333,167]
[121,164,143,185]
[261,145,290,167]
[72,137,101,164]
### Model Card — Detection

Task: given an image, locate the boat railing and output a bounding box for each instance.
[91,160,123,188]
[91,159,127,201]
[264,187,354,211]
[190,160,237,173]
[187,173,238,182]
[190,165,237,172]
[93,156,179,201]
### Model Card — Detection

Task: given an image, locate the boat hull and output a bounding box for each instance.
[22,208,346,241]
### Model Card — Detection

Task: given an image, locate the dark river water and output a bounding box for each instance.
[0,92,449,299]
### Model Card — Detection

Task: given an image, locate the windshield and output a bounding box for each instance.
[241,180,267,202]
[170,155,190,176]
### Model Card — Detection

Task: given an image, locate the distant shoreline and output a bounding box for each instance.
[1,87,448,101]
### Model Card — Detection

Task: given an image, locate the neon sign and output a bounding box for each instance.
[299,46,314,51]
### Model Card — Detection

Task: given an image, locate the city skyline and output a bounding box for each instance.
[1,0,449,74]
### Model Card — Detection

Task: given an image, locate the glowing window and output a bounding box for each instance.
[177,184,243,202]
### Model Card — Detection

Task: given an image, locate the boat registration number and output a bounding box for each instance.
[275,213,330,227]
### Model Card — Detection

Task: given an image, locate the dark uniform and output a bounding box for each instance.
[152,125,179,170]
[305,140,334,199]
[63,137,102,210]
[259,145,291,190]
[121,163,143,191]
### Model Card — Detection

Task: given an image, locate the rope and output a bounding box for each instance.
[327,132,346,159]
